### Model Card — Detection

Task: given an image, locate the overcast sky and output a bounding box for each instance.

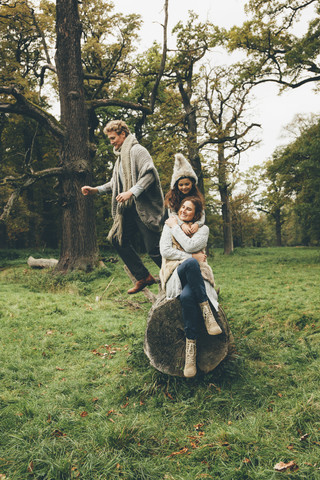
[114,0,320,171]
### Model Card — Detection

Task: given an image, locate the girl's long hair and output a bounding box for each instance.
[164,177,205,212]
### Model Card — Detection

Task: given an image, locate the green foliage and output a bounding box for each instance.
[227,0,320,88]
[261,116,320,245]
[0,115,60,248]
[0,247,320,479]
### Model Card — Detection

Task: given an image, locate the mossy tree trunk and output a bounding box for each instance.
[55,0,98,271]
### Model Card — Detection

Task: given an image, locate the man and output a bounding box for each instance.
[81,120,164,294]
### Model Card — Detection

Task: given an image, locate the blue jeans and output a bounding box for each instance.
[177,258,208,340]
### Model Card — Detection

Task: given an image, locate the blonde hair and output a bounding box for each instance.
[103,120,130,136]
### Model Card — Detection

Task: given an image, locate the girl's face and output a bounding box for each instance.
[178,200,196,223]
[177,178,193,195]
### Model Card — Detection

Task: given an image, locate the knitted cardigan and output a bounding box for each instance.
[97,140,164,232]
[159,224,219,311]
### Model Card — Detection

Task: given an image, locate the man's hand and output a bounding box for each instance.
[165,215,178,228]
[116,191,133,203]
[81,186,98,196]
[192,251,207,263]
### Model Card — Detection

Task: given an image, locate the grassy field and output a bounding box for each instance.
[0,247,319,480]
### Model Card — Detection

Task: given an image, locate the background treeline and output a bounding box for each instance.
[2,112,319,250]
[1,0,320,260]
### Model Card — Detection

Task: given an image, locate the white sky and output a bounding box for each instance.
[114,0,320,171]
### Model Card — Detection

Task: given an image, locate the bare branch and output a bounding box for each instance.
[0,86,64,141]
[0,166,63,221]
[87,98,152,115]
[199,123,261,149]
[150,0,168,112]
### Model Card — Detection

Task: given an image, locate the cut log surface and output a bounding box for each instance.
[27,256,58,268]
[144,292,233,377]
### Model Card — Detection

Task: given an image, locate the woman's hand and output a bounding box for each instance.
[192,251,207,263]
[190,223,199,234]
[116,191,133,203]
[165,216,178,228]
[81,186,98,196]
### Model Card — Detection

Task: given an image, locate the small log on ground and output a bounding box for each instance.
[144,292,234,377]
[27,256,58,268]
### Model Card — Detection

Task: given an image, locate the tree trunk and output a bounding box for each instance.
[144,293,234,376]
[55,0,98,271]
[178,80,204,194]
[274,208,282,247]
[218,146,234,255]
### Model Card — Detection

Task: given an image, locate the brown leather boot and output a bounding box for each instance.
[184,338,197,378]
[127,273,156,294]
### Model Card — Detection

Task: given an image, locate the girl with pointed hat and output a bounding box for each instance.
[164,153,205,235]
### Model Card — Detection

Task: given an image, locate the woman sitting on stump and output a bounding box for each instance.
[159,196,222,378]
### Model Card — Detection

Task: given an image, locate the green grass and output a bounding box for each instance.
[0,247,320,480]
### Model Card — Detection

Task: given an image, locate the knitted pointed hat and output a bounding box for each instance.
[170,153,198,189]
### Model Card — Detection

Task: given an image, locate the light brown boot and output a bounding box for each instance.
[199,301,222,335]
[184,338,197,378]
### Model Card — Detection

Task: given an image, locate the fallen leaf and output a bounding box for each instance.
[46,330,54,335]
[168,447,189,458]
[52,429,66,437]
[274,461,298,472]
[92,397,99,403]
[56,366,64,371]
[194,423,204,431]
[300,433,309,441]
[27,461,34,473]
[165,392,174,400]
[208,383,221,392]
[80,411,88,417]
[243,458,251,464]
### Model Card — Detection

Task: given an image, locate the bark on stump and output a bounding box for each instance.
[144,292,233,377]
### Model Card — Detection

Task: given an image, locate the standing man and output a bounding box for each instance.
[81,120,164,294]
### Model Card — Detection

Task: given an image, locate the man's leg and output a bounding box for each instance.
[112,207,150,281]
[134,211,162,268]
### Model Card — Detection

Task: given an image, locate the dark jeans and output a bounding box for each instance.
[177,258,208,340]
[112,206,162,280]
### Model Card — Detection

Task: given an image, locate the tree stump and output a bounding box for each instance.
[144,292,234,377]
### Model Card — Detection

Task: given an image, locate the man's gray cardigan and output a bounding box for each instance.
[97,143,164,232]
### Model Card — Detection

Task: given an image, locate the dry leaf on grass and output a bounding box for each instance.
[274,461,298,472]
[168,447,189,457]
